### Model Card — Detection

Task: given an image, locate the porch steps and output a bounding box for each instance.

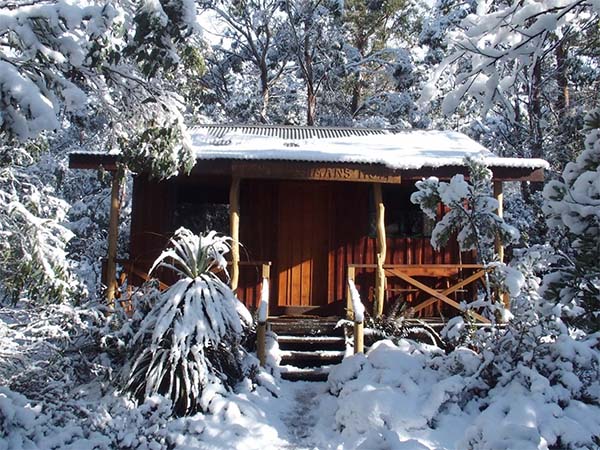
[271,317,346,382]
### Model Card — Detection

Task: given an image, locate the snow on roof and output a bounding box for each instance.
[189,125,549,170]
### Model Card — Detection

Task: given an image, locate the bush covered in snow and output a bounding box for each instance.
[326,336,600,450]
[411,157,522,323]
[411,157,519,262]
[122,228,255,416]
[542,109,600,333]
[0,144,82,305]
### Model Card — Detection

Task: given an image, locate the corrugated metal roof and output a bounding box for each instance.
[189,124,389,140]
[68,125,549,173]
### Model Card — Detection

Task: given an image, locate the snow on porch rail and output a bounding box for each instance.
[347,278,365,354]
[347,263,492,324]
[256,263,271,367]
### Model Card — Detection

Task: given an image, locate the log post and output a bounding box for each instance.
[257,322,266,367]
[494,181,510,310]
[257,263,271,367]
[346,265,356,320]
[494,181,504,263]
[373,183,386,318]
[354,320,364,354]
[229,177,241,291]
[106,167,124,308]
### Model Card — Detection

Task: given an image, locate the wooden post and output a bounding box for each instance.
[262,262,271,280]
[257,262,270,367]
[257,321,267,367]
[494,181,504,263]
[229,177,241,291]
[494,181,510,310]
[354,320,364,354]
[373,183,386,318]
[346,265,355,320]
[106,167,124,308]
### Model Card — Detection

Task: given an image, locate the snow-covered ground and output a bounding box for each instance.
[2,305,599,450]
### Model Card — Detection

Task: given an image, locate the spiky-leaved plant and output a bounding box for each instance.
[123,227,252,416]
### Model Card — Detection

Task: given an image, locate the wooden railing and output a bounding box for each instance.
[347,263,491,324]
[108,258,272,307]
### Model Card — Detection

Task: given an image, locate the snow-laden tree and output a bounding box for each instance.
[342,0,407,117]
[0,0,202,177]
[0,143,81,304]
[0,1,116,140]
[419,0,600,173]
[541,109,600,332]
[281,0,348,125]
[0,0,206,303]
[411,158,519,262]
[200,0,291,123]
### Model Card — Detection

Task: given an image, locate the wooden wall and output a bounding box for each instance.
[128,176,466,316]
[129,175,175,284]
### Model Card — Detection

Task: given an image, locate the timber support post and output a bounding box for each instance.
[373,183,386,318]
[354,320,364,354]
[346,265,356,320]
[494,181,505,264]
[257,262,271,367]
[494,181,510,310]
[106,166,124,308]
[229,177,241,291]
[348,273,365,354]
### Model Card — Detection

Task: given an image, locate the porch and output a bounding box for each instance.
[111,258,493,325]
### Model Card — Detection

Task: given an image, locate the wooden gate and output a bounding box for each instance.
[276,182,330,313]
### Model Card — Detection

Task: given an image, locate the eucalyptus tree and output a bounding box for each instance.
[342,0,408,118]
[199,0,291,123]
[420,0,600,174]
[0,0,203,304]
[281,0,348,125]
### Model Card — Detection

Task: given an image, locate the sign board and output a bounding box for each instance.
[232,162,401,183]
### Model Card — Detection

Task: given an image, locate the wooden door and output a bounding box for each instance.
[276,182,330,312]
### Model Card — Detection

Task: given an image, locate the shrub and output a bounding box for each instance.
[123,228,253,416]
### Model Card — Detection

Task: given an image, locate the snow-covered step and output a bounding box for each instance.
[280,350,345,368]
[277,335,345,351]
[280,365,333,382]
[273,317,348,382]
[270,317,342,336]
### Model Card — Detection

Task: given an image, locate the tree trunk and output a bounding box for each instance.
[259,66,270,123]
[555,41,570,112]
[307,84,317,126]
[351,72,362,118]
[523,61,544,200]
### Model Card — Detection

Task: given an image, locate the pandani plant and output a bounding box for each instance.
[123,227,252,416]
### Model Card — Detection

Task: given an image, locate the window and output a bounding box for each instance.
[173,182,230,235]
[369,184,434,238]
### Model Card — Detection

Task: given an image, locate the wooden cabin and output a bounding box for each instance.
[69,125,547,322]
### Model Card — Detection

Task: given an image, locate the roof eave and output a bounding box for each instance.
[69,153,546,182]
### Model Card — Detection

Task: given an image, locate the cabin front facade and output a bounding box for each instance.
[70,125,547,321]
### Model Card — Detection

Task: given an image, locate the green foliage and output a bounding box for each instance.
[119,120,195,179]
[124,0,197,78]
[0,142,81,304]
[411,158,519,263]
[542,109,600,332]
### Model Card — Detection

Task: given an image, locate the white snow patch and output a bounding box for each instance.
[188,128,549,170]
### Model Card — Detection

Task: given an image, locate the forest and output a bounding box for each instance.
[1,1,600,449]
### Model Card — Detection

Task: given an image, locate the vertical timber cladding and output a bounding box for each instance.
[129,175,176,283]
[238,179,279,310]
[327,182,462,314]
[276,181,330,311]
